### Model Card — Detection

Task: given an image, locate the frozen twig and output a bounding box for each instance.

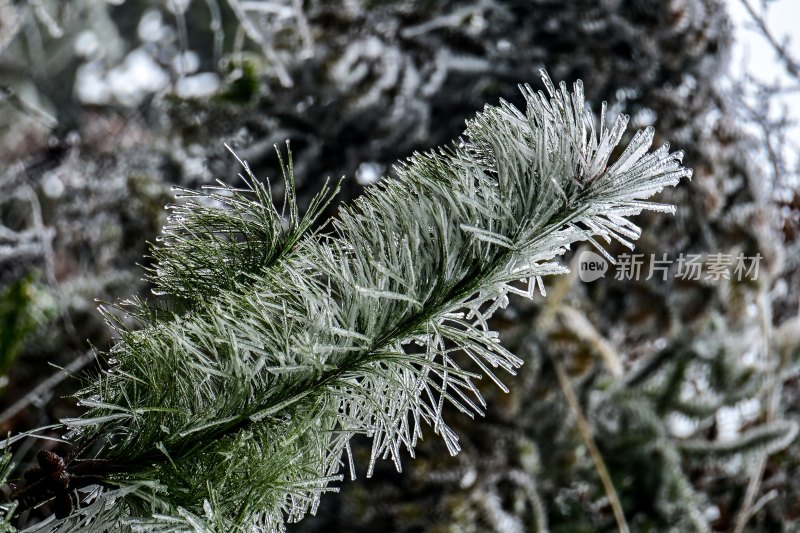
[0,86,57,129]
[738,0,800,78]
[21,184,78,340]
[292,0,314,59]
[204,0,225,65]
[558,305,624,377]
[226,0,293,87]
[552,356,630,533]
[0,2,24,56]
[0,351,96,425]
[28,0,62,38]
[733,287,779,533]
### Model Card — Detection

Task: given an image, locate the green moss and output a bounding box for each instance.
[218,58,261,104]
[0,274,56,377]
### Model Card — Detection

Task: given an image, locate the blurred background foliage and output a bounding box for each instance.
[1,0,799,531]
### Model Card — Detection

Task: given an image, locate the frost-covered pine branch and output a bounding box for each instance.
[5,71,690,531]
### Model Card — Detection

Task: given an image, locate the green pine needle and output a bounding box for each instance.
[14,71,691,531]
